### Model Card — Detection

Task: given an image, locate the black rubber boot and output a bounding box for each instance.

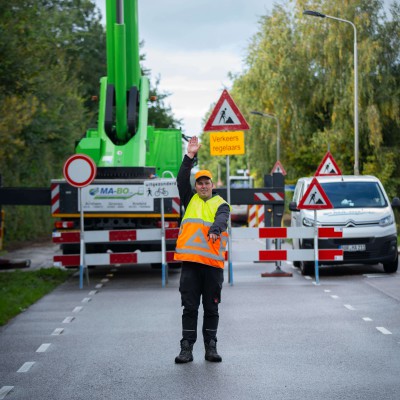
[175,340,194,364]
[205,339,222,362]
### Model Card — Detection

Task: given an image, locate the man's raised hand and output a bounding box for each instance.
[187,136,201,159]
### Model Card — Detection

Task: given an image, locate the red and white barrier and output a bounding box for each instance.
[248,205,265,227]
[231,226,343,239]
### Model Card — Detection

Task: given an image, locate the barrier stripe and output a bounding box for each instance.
[231,227,344,240]
[229,249,343,262]
[254,192,284,202]
[51,184,60,215]
[172,198,180,215]
[54,251,179,267]
[52,228,180,244]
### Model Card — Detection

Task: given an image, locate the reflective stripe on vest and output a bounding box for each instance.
[174,194,229,269]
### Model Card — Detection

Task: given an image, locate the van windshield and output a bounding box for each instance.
[320,181,388,208]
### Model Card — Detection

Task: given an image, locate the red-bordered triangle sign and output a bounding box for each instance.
[271,160,287,175]
[315,151,342,176]
[203,89,250,132]
[298,177,333,210]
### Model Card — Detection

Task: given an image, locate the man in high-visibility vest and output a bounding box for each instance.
[174,136,230,364]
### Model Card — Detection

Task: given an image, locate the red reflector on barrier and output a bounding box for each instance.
[53,231,80,243]
[318,227,343,238]
[259,227,287,239]
[259,250,287,261]
[54,255,80,267]
[55,221,75,229]
[319,249,343,261]
[166,228,179,240]
[110,253,137,264]
[109,230,137,242]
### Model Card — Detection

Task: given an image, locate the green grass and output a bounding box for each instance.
[0,268,73,326]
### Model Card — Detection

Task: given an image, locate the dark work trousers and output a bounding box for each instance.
[179,261,224,345]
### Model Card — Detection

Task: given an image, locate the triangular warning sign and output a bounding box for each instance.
[203,90,250,132]
[298,177,333,210]
[315,152,342,176]
[271,160,287,175]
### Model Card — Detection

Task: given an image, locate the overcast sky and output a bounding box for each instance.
[94,0,395,135]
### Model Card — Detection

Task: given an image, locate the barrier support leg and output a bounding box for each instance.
[261,239,293,277]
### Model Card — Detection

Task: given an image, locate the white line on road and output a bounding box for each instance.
[82,297,91,303]
[304,276,312,280]
[344,304,356,310]
[376,327,392,335]
[36,343,51,353]
[331,295,339,299]
[363,274,388,278]
[17,362,35,373]
[106,273,114,278]
[72,306,83,313]
[101,278,109,283]
[62,316,75,323]
[95,284,103,289]
[362,317,373,322]
[0,386,14,399]
[89,290,98,295]
[51,328,64,335]
[324,290,331,293]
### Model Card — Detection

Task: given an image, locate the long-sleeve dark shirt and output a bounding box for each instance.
[177,155,230,235]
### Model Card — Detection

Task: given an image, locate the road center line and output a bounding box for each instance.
[62,316,75,323]
[73,306,83,313]
[51,328,64,335]
[36,343,51,353]
[331,295,339,299]
[376,327,392,335]
[344,304,356,310]
[89,290,98,295]
[82,297,91,303]
[0,386,14,399]
[362,317,373,322]
[17,362,35,373]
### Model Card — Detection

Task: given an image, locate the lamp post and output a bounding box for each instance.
[250,110,281,162]
[303,10,359,175]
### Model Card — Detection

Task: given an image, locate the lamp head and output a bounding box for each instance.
[303,10,326,18]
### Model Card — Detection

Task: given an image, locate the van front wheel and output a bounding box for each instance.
[300,261,314,276]
[383,254,398,273]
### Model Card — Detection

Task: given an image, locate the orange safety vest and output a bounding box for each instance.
[174,194,229,269]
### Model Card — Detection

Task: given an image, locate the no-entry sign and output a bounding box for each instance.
[63,154,97,188]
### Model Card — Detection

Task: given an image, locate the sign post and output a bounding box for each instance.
[63,154,97,289]
[144,174,179,287]
[297,177,333,284]
[203,89,250,285]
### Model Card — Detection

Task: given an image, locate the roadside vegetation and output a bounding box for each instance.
[0,268,73,326]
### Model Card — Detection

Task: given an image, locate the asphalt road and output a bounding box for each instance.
[1,238,400,399]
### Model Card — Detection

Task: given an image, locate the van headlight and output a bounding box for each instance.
[302,217,315,227]
[379,215,394,227]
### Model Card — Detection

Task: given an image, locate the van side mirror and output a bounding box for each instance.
[289,201,299,212]
[391,197,400,208]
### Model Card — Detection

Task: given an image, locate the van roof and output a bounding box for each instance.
[298,175,381,184]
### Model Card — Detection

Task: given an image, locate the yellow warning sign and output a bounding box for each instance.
[210,131,245,156]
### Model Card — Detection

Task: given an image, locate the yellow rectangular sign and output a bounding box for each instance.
[209,131,245,156]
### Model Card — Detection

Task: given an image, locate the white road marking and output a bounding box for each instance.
[36,343,51,353]
[101,278,109,283]
[0,386,14,399]
[376,327,392,335]
[331,295,339,299]
[344,304,356,310]
[106,273,114,278]
[304,276,312,280]
[17,362,35,373]
[62,316,75,323]
[362,317,373,322]
[82,297,91,303]
[95,284,103,289]
[363,274,388,278]
[51,328,64,335]
[324,290,331,293]
[89,290,98,295]
[73,306,83,313]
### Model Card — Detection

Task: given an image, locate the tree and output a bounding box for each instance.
[224,0,400,194]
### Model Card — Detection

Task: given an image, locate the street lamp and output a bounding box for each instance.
[250,110,281,162]
[303,10,359,175]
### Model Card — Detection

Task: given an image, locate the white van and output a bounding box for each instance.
[289,175,400,275]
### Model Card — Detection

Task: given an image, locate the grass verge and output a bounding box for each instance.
[0,268,73,326]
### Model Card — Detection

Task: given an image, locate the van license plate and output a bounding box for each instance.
[341,244,366,252]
